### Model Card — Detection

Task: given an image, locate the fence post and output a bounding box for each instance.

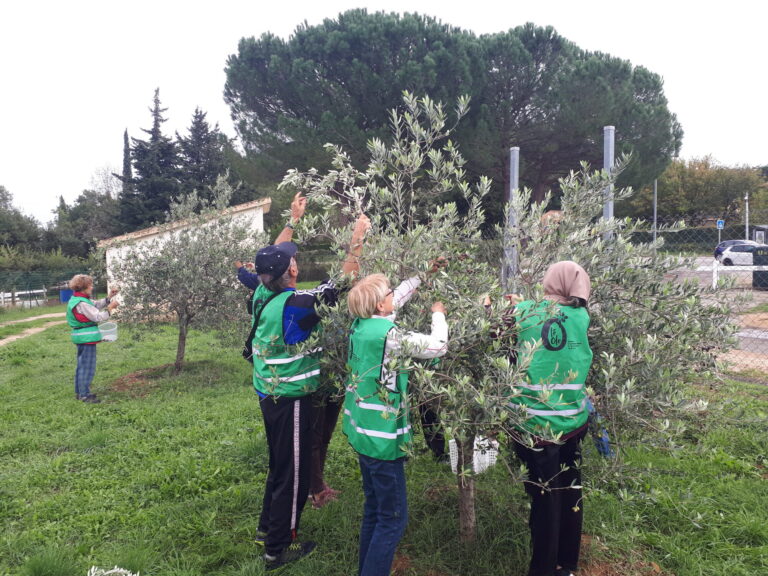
[603,126,615,241]
[503,147,520,293]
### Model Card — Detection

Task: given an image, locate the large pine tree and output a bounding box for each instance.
[118,89,181,231]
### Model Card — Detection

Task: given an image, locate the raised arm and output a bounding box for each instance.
[273,191,307,245]
[341,214,371,278]
[387,302,448,359]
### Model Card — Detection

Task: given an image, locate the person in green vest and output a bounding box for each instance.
[248,191,371,572]
[343,273,448,576]
[509,260,593,576]
[66,274,119,404]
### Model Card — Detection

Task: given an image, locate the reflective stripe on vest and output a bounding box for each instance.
[511,300,592,436]
[251,286,321,397]
[343,317,412,460]
[66,296,102,344]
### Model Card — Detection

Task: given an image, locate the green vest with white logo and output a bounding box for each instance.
[512,300,592,436]
[343,317,412,461]
[66,296,102,344]
[251,285,321,397]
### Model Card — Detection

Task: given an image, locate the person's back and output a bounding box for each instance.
[513,298,592,437]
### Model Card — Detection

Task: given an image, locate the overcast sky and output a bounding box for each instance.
[1,0,765,224]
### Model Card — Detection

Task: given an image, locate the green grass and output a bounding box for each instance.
[746,302,768,314]
[1,323,766,575]
[0,317,65,339]
[0,302,67,323]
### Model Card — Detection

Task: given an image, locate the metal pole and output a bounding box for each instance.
[503,147,520,292]
[603,126,615,222]
[652,179,658,244]
[745,193,750,240]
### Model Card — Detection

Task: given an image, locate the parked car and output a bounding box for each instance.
[713,239,758,259]
[717,243,768,266]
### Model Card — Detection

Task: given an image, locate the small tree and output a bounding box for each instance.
[282,93,736,542]
[109,177,261,373]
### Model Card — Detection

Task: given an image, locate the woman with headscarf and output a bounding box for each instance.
[510,260,593,576]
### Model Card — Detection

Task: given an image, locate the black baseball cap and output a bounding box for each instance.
[255,242,298,277]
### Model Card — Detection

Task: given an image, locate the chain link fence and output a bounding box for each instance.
[0,269,83,309]
[4,214,767,381]
[640,209,768,382]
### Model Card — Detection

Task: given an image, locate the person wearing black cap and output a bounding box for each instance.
[247,191,370,571]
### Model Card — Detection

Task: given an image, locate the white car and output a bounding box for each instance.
[717,243,768,266]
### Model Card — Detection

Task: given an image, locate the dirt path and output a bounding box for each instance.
[0,313,67,347]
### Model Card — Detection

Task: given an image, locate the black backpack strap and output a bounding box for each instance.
[243,291,282,363]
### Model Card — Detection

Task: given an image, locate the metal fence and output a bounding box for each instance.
[0,270,82,309]
[644,209,768,382]
[3,215,767,382]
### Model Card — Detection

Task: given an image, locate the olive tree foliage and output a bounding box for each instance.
[109,177,262,373]
[281,94,736,542]
[283,93,536,542]
[503,165,738,441]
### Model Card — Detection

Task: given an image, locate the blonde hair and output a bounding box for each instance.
[69,274,94,292]
[348,273,390,318]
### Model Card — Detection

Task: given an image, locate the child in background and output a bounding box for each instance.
[343,273,448,576]
[66,274,119,403]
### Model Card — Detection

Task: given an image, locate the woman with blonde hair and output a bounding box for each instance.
[343,272,448,576]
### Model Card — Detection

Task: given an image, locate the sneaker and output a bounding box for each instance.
[80,394,100,404]
[264,541,317,571]
[254,530,267,546]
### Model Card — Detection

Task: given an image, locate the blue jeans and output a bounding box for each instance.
[357,453,408,576]
[75,344,97,398]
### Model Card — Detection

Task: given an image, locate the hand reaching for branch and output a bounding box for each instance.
[290,192,307,223]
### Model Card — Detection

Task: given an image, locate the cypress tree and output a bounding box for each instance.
[118,88,181,231]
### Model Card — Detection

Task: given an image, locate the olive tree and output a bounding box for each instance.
[109,177,261,373]
[282,93,736,541]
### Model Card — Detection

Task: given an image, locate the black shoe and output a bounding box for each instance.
[80,394,100,404]
[264,541,317,571]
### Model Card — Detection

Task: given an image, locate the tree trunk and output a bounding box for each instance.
[175,319,188,374]
[456,434,476,542]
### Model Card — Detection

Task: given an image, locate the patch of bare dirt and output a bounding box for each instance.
[720,349,768,373]
[738,312,768,330]
[391,534,672,576]
[108,364,175,397]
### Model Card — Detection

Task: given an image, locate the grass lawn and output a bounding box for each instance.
[0,308,766,576]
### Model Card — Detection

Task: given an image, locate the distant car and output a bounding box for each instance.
[713,239,758,259]
[717,243,768,266]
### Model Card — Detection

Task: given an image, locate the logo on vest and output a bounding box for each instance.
[541,313,568,351]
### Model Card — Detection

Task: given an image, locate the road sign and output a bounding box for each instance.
[716,219,725,230]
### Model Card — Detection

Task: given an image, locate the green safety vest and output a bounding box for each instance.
[66,296,103,344]
[343,317,412,461]
[512,300,592,436]
[251,285,321,397]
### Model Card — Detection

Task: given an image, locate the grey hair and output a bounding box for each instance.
[260,257,296,292]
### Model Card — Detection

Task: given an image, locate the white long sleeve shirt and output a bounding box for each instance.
[371,276,449,390]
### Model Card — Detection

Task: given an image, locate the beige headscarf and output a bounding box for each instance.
[542,261,591,305]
